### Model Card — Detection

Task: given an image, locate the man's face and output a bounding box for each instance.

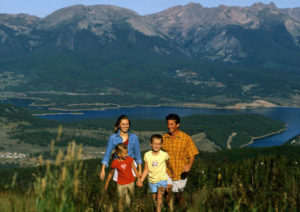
[167,119,180,135]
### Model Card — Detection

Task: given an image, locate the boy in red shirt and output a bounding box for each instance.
[105,143,140,211]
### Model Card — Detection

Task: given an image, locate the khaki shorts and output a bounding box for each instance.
[117,182,134,206]
[167,174,187,193]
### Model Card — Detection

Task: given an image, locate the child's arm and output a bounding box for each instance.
[166,159,174,178]
[140,162,149,183]
[104,169,115,190]
[132,162,140,180]
[132,162,143,187]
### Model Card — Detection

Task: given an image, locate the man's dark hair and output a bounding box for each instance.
[165,113,180,124]
[150,134,163,144]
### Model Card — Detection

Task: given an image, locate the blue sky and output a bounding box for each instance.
[1,0,300,17]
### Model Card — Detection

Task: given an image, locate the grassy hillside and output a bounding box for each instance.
[0,144,299,211]
[2,50,300,108]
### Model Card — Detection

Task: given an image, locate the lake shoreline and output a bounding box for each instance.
[33,102,300,115]
[2,96,300,113]
[240,126,288,148]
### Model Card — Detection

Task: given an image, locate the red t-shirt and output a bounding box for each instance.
[111,156,135,185]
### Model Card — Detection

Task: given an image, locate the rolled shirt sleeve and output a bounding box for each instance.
[101,135,115,167]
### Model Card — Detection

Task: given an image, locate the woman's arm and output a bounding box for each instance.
[100,164,106,181]
[104,169,115,190]
[133,135,142,170]
[101,135,115,168]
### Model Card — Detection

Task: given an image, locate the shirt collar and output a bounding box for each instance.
[167,130,181,138]
[117,129,131,137]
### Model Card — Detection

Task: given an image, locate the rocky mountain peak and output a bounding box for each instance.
[282,7,300,22]
[40,4,139,28]
[0,13,39,26]
[1,3,300,64]
[251,2,278,10]
[183,2,203,9]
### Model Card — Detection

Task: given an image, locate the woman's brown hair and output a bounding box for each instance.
[114,115,131,133]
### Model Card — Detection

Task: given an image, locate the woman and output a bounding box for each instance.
[100,115,142,181]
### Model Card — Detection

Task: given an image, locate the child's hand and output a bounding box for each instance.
[137,180,143,187]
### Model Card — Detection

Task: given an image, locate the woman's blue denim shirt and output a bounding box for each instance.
[101,131,142,167]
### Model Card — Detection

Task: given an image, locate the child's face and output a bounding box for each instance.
[118,149,128,159]
[151,138,162,152]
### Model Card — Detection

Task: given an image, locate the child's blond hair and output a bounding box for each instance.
[112,143,127,158]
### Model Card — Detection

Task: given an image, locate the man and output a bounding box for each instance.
[162,113,199,208]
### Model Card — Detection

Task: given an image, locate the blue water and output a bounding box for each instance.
[2,99,299,147]
[32,106,300,147]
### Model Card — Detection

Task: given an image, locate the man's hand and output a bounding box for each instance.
[169,171,175,178]
[183,165,191,172]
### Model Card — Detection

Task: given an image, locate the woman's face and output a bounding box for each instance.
[119,119,130,133]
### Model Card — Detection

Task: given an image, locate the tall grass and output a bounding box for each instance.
[0,127,299,211]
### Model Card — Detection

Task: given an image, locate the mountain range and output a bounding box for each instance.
[1,2,300,109]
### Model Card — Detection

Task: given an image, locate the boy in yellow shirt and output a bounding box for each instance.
[138,134,174,212]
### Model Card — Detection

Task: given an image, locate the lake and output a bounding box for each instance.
[32,106,300,147]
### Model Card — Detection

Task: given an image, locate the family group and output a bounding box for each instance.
[99,114,199,212]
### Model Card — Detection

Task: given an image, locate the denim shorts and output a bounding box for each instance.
[148,180,167,193]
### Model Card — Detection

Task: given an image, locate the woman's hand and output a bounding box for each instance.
[100,168,105,181]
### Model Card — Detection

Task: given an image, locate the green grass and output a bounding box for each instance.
[0,142,299,211]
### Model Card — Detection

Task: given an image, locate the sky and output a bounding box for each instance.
[1,0,300,17]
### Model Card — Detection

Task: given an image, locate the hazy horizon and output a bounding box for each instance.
[1,0,300,18]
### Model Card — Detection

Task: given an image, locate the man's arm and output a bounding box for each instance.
[166,159,174,177]
[183,155,195,172]
[183,135,198,172]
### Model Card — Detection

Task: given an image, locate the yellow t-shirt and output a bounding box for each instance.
[144,150,169,184]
